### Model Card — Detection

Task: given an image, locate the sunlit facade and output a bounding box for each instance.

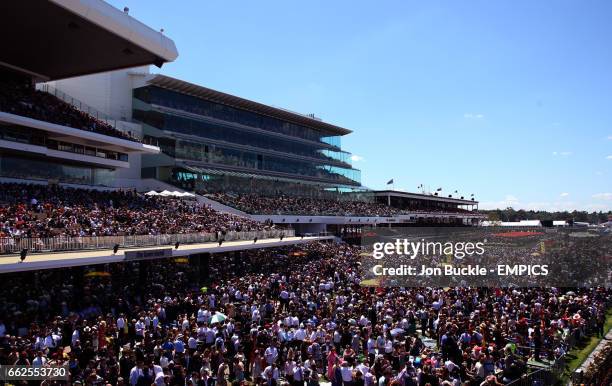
[133,75,363,196]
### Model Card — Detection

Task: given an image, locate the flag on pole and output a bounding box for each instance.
[387,179,394,185]
[436,187,442,191]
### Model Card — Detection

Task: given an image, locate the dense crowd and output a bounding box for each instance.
[0,183,268,239]
[208,194,474,217]
[361,228,612,288]
[0,241,608,386]
[208,194,400,217]
[0,80,140,142]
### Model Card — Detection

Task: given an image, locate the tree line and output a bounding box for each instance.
[481,208,611,224]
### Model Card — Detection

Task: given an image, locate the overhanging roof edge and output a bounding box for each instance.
[145,74,352,136]
[374,190,479,204]
[50,0,178,63]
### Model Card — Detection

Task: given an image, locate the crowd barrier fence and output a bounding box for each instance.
[0,229,295,255]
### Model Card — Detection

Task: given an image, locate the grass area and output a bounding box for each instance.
[561,308,612,382]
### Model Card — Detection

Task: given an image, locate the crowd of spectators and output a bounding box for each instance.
[0,80,140,142]
[208,194,403,217]
[0,240,608,386]
[208,194,474,218]
[0,183,268,239]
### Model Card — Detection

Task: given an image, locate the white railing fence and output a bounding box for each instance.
[0,229,295,255]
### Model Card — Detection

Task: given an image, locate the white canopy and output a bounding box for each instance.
[145,190,194,198]
[177,191,195,197]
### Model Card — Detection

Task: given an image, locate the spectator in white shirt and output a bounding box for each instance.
[340,362,353,384]
[135,318,146,340]
[265,342,279,365]
[129,362,145,386]
[263,363,280,385]
[31,351,47,367]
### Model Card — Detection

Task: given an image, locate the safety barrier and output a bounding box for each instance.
[0,229,295,255]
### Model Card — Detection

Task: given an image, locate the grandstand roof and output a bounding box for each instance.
[146,74,353,136]
[0,0,178,80]
[374,190,478,205]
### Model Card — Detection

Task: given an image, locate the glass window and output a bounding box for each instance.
[0,154,114,185]
[134,86,345,146]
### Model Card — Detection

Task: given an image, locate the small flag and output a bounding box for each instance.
[436,187,442,191]
[387,179,394,185]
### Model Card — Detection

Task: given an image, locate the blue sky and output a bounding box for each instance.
[110,0,611,211]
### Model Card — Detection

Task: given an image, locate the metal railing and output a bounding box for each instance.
[505,361,564,386]
[0,229,295,255]
[504,324,591,385]
[36,84,142,141]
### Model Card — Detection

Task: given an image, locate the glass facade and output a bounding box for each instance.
[133,85,362,192]
[132,106,352,165]
[160,165,370,199]
[134,86,343,145]
[0,124,129,162]
[0,153,115,186]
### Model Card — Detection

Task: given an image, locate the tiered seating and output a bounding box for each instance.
[0,80,140,142]
[0,183,267,238]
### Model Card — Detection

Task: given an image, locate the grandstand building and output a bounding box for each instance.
[0,0,315,271]
[131,75,363,196]
[12,1,483,235]
[0,0,177,186]
[45,67,484,231]
[0,0,485,269]
[47,67,484,230]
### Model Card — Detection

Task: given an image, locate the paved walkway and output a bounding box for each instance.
[0,236,332,273]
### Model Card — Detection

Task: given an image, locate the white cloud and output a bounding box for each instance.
[606,155,612,160]
[592,193,612,200]
[552,151,572,157]
[350,154,365,162]
[560,192,569,197]
[464,113,484,119]
[479,195,520,210]
[607,135,612,140]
